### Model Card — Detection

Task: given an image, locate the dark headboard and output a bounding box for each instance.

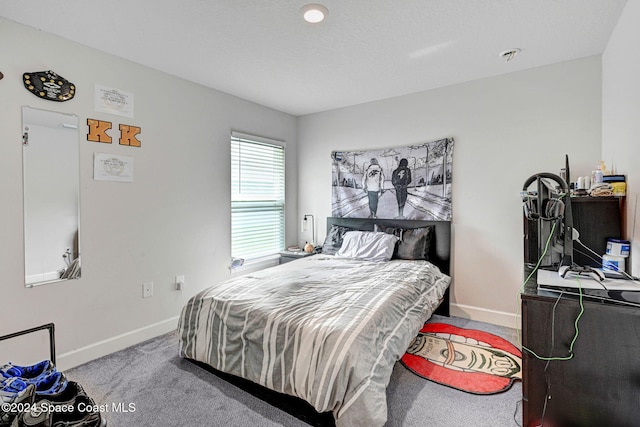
[326,217,452,316]
[326,217,451,274]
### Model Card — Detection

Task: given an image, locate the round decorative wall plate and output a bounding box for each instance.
[23,70,75,102]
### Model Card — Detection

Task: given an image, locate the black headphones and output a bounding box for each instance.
[522,173,568,221]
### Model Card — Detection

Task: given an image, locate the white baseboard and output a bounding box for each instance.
[450,303,519,331]
[55,307,516,371]
[56,316,179,371]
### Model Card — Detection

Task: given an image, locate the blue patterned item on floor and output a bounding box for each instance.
[0,371,68,398]
[0,362,54,382]
[1,378,32,395]
[33,371,68,396]
[1,361,105,427]
[35,381,87,406]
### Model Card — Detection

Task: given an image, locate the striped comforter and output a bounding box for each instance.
[178,254,450,426]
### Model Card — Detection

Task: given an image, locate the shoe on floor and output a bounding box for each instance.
[0,367,65,396]
[34,381,86,405]
[33,372,67,397]
[11,394,106,427]
[1,378,30,394]
[0,381,35,427]
[0,362,54,382]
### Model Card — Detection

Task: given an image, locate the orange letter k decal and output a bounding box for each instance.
[87,119,113,143]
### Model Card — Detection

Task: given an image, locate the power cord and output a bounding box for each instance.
[522,281,584,361]
[538,291,564,426]
[517,221,585,361]
[514,222,557,427]
[516,222,557,338]
[516,220,586,426]
[514,290,577,427]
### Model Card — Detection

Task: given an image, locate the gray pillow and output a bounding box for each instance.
[322,225,355,255]
[377,225,434,260]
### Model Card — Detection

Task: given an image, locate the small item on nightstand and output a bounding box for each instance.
[287,245,301,252]
[230,258,244,269]
[304,243,315,253]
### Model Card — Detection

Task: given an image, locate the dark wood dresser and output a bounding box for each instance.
[521,278,640,427]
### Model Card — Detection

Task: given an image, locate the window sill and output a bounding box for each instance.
[230,254,279,276]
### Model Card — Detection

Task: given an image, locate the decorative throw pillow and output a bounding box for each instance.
[335,231,399,262]
[322,225,354,255]
[376,225,434,260]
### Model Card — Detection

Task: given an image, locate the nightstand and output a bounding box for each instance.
[279,251,315,264]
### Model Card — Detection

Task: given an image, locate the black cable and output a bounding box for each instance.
[539,291,564,425]
[513,399,522,427]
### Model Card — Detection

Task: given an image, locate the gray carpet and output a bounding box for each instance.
[66,315,522,426]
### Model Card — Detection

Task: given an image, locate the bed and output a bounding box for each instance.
[178,217,451,426]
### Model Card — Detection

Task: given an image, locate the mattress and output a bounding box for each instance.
[178,254,450,426]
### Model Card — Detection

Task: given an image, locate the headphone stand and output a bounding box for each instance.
[522,172,573,269]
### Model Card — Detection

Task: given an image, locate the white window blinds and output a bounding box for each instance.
[231,133,285,261]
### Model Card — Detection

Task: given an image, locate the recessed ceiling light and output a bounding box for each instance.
[301,4,329,24]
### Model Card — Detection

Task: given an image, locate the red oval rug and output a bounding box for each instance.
[400,322,522,394]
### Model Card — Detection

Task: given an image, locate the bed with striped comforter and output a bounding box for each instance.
[178,254,450,426]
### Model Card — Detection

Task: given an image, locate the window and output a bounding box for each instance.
[231,132,285,262]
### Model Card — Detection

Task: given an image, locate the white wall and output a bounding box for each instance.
[297,57,603,327]
[0,18,297,369]
[603,0,640,275]
[0,13,615,366]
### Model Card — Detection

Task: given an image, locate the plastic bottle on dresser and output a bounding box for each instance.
[594,164,603,184]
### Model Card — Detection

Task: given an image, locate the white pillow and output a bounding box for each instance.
[335,231,399,261]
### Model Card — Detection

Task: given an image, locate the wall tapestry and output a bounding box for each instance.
[331,138,454,220]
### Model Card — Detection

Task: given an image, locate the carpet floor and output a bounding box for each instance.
[66,315,522,426]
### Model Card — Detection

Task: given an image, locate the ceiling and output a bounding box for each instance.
[0,0,628,116]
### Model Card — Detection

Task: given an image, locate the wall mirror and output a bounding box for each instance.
[22,106,80,287]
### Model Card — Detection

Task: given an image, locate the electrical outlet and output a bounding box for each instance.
[142,282,153,298]
[175,275,185,291]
